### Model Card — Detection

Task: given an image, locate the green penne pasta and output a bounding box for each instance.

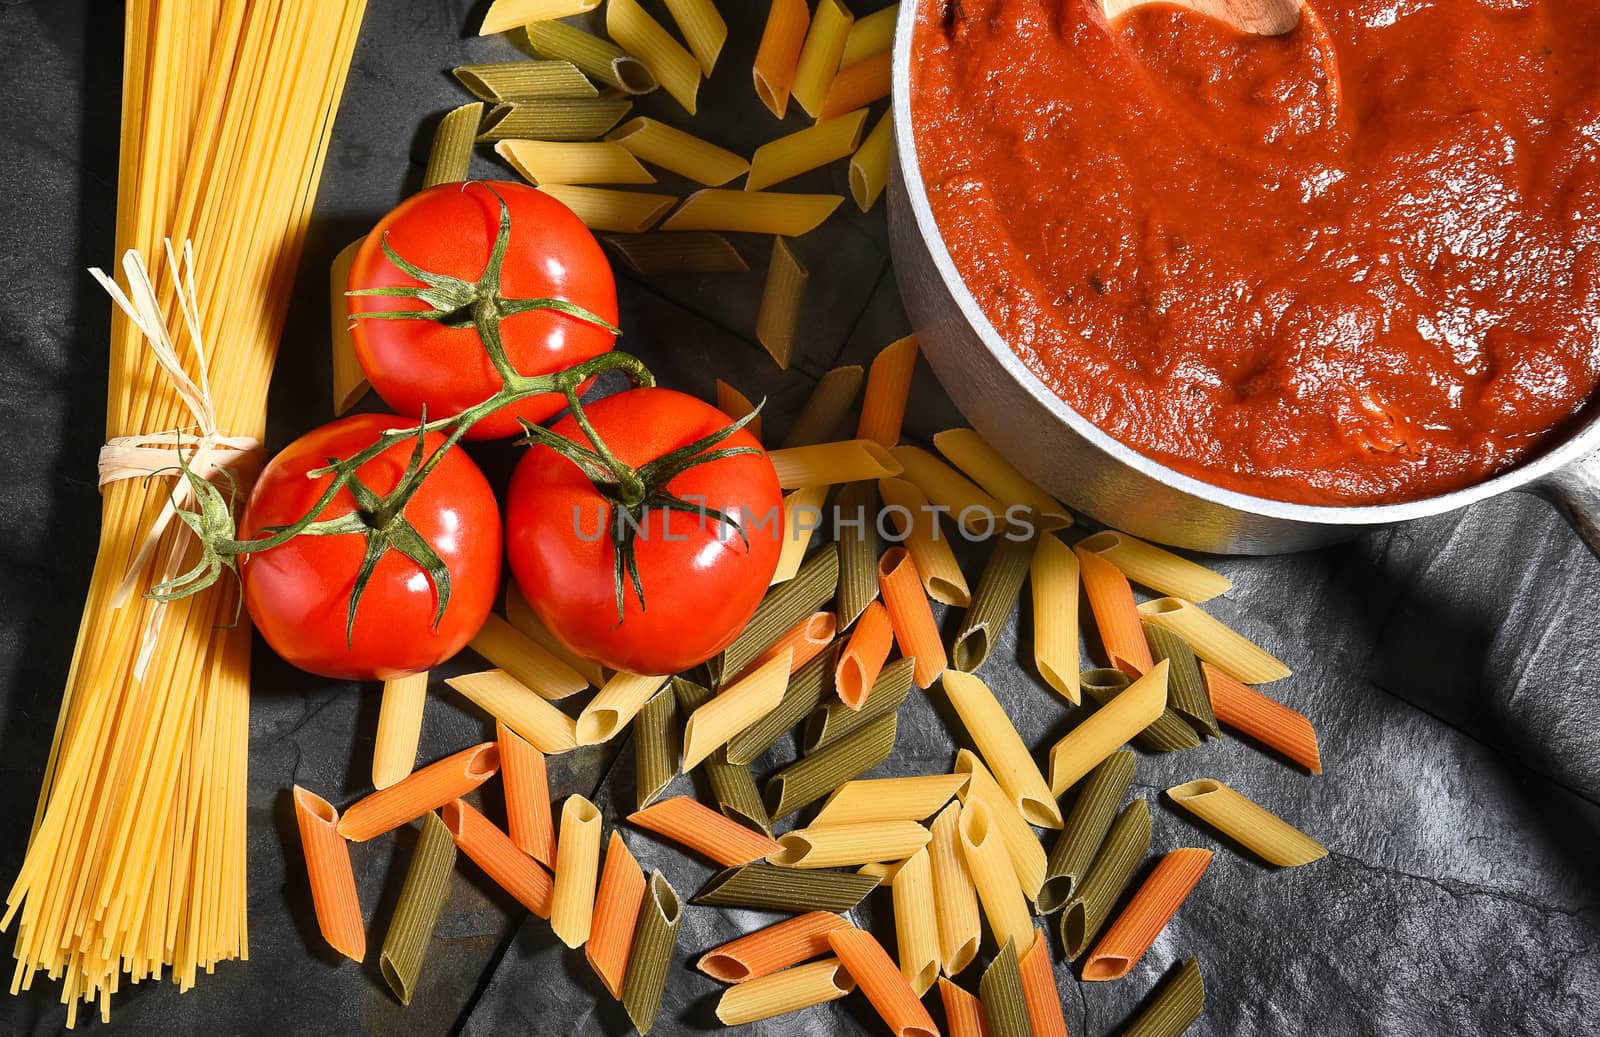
[524,20,659,95]
[422,102,482,190]
[1122,957,1205,1037]
[600,232,747,275]
[634,687,678,810]
[979,938,1030,1037]
[768,712,897,821]
[833,482,881,628]
[804,655,913,752]
[1039,749,1136,914]
[476,99,632,142]
[379,811,456,1005]
[692,863,880,912]
[725,644,837,765]
[1061,798,1151,959]
[951,528,1035,672]
[704,747,772,836]
[453,60,598,102]
[718,544,840,684]
[621,871,681,1034]
[672,674,713,712]
[1081,669,1202,754]
[782,365,865,449]
[1144,621,1220,738]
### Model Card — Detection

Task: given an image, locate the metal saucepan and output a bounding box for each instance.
[886,2,1600,556]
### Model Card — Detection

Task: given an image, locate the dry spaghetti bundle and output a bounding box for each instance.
[3,0,365,1024]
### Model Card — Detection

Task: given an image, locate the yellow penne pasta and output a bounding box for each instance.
[890,445,1004,535]
[819,50,891,120]
[1029,535,1080,704]
[941,671,1062,829]
[753,0,811,118]
[715,379,763,442]
[952,751,1048,900]
[329,237,368,415]
[606,117,749,186]
[840,3,897,66]
[757,236,807,368]
[471,613,589,699]
[630,796,783,866]
[587,831,646,999]
[551,795,604,948]
[498,721,556,866]
[957,799,1033,956]
[338,743,500,842]
[293,788,364,961]
[538,184,675,233]
[505,585,607,688]
[1139,598,1292,684]
[857,334,919,447]
[769,439,902,489]
[932,428,1072,530]
[849,110,892,213]
[892,847,939,994]
[770,486,830,585]
[681,649,791,770]
[1077,530,1231,602]
[1048,661,1170,796]
[857,858,910,885]
[768,821,932,869]
[663,0,727,76]
[495,140,655,186]
[661,189,844,235]
[608,0,701,114]
[1166,779,1327,867]
[878,477,971,607]
[927,802,981,976]
[372,671,428,789]
[812,774,968,828]
[746,110,870,193]
[717,959,855,1025]
[577,671,672,745]
[791,0,854,118]
[479,0,600,36]
[445,669,579,754]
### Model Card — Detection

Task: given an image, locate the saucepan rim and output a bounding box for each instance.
[889,0,1600,529]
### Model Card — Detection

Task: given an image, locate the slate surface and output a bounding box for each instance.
[1,1,1598,1035]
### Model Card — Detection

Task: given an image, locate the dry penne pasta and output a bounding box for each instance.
[928,802,981,976]
[588,831,647,999]
[933,428,1072,530]
[767,712,898,821]
[699,911,853,982]
[770,439,902,488]
[890,445,1004,535]
[551,795,604,948]
[746,110,870,192]
[769,820,932,869]
[958,799,1033,959]
[1083,848,1212,981]
[604,231,748,275]
[454,60,597,102]
[471,613,589,699]
[820,50,892,119]
[940,978,988,1037]
[446,669,579,754]
[1080,672,1201,755]
[942,671,1061,828]
[878,477,971,607]
[730,649,835,767]
[338,742,499,842]
[979,937,1029,1037]
[1040,749,1136,914]
[739,611,836,680]
[717,958,855,1024]
[878,547,948,689]
[828,926,940,1037]
[806,655,913,751]
[293,787,364,961]
[496,140,654,186]
[608,0,701,114]
[373,671,428,789]
[836,600,894,709]
[443,798,553,918]
[380,811,456,1005]
[330,237,369,414]
[606,117,749,186]
[858,858,911,885]
[505,585,606,687]
[1048,659,1169,796]
[720,544,839,682]
[538,184,675,233]
[1060,799,1151,959]
[858,334,919,447]
[660,189,844,235]
[842,3,897,65]
[577,671,671,745]
[1203,662,1322,773]
[705,747,774,836]
[479,0,599,34]
[499,721,556,866]
[683,649,791,770]
[770,486,831,583]
[1124,957,1205,1037]
[622,872,682,1033]
[1030,534,1081,703]
[952,529,1035,672]
[629,795,783,866]
[1145,622,1219,739]
[635,687,678,810]
[1019,929,1070,1037]
[753,0,811,118]
[524,20,658,95]
[695,863,882,913]
[424,102,483,191]
[834,481,882,627]
[1078,546,1154,677]
[892,847,939,994]
[476,99,633,142]
[1076,530,1231,602]
[757,236,807,368]
[792,0,854,118]
[953,751,1048,901]
[1167,779,1326,866]
[850,109,893,212]
[785,364,865,447]
[663,0,727,76]
[1139,598,1292,684]
[813,774,967,828]
[716,379,763,441]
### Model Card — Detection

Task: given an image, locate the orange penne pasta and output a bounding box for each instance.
[293,787,364,961]
[498,721,556,866]
[829,927,940,1037]
[1082,848,1212,981]
[737,611,837,683]
[1076,546,1154,677]
[939,978,991,1037]
[1203,663,1323,773]
[587,831,647,999]
[337,742,499,842]
[878,547,947,689]
[628,796,783,866]
[835,600,894,709]
[443,798,554,918]
[857,334,919,448]
[698,911,853,983]
[753,0,810,119]
[1019,930,1069,1036]
[820,50,892,120]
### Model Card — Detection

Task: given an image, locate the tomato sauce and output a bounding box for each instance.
[912,0,1600,504]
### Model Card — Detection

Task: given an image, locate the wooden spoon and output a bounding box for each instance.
[1100,0,1304,36]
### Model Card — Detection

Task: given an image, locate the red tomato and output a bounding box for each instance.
[239,414,501,681]
[347,181,618,439]
[505,389,783,675]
